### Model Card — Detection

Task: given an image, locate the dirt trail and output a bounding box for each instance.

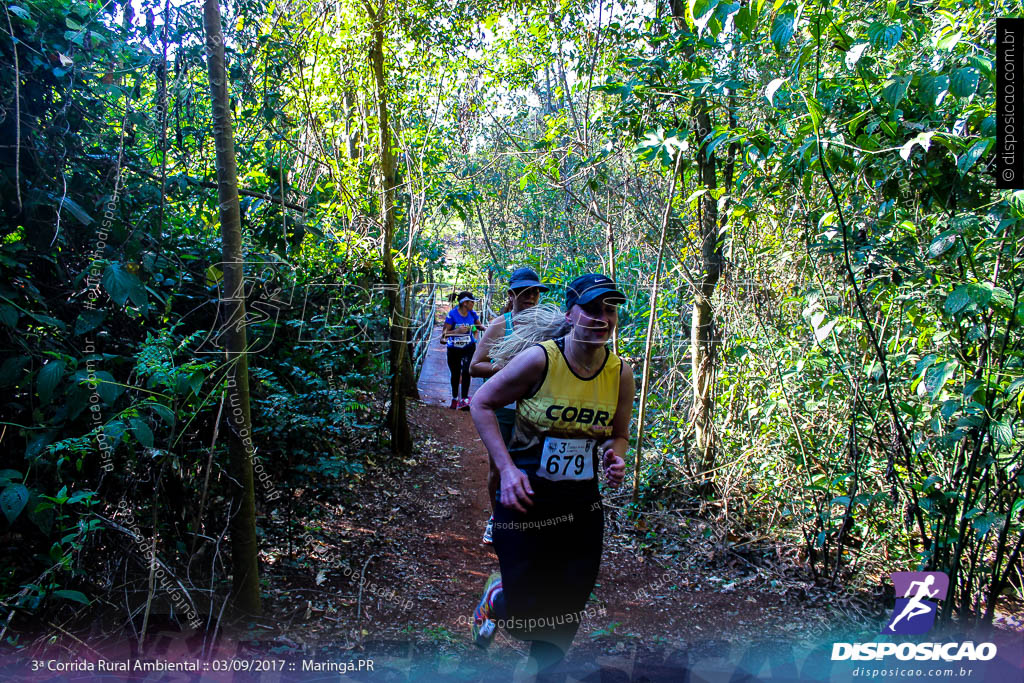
[263,327,883,679]
[384,328,858,671]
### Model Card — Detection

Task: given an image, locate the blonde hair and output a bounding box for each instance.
[489,304,570,366]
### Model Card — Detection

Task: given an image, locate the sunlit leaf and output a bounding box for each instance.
[734,6,757,39]
[900,132,935,161]
[844,42,870,69]
[927,231,957,259]
[765,78,786,106]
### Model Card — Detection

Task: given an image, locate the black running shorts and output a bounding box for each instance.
[491,495,603,650]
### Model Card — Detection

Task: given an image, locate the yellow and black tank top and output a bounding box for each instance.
[508,337,621,503]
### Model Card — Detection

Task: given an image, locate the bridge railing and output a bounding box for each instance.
[408,282,438,379]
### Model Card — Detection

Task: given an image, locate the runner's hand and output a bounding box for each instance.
[601,442,625,487]
[498,466,534,513]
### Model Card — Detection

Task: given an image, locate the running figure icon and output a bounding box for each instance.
[883,571,949,635]
[887,575,939,631]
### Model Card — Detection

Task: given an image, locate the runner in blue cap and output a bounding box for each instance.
[470,267,549,544]
[468,273,635,679]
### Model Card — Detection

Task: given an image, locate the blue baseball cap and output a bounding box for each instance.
[565,273,626,310]
[508,267,549,292]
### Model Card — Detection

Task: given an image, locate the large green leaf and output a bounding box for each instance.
[1006,377,1024,401]
[990,421,1014,448]
[37,360,66,405]
[920,360,959,400]
[102,263,147,309]
[936,28,961,51]
[944,287,970,315]
[881,76,911,108]
[803,95,825,129]
[713,2,740,27]
[0,484,29,523]
[957,138,992,176]
[918,74,949,109]
[971,512,1003,538]
[0,305,17,328]
[771,12,795,52]
[734,5,757,39]
[867,22,902,51]
[765,78,787,106]
[690,0,720,34]
[102,420,126,444]
[56,196,95,225]
[74,309,106,336]
[149,403,176,426]
[945,283,993,317]
[92,370,123,405]
[130,418,154,448]
[25,433,54,460]
[989,286,1014,311]
[52,589,90,605]
[950,67,979,97]
[7,5,30,21]
[927,231,957,259]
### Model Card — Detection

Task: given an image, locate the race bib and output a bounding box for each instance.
[450,334,472,348]
[538,437,595,482]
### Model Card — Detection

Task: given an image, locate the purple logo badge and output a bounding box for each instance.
[883,571,949,635]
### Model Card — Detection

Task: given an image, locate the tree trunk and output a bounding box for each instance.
[367,1,411,456]
[343,90,359,160]
[691,291,717,475]
[671,0,724,482]
[399,273,419,400]
[202,0,262,616]
[690,103,722,480]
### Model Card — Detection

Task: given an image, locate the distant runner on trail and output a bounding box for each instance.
[470,267,548,545]
[441,291,480,410]
[468,273,635,679]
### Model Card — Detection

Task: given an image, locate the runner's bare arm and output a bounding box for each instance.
[601,361,635,487]
[469,317,505,378]
[469,346,546,512]
[443,321,469,338]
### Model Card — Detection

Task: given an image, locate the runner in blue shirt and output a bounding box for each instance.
[441,291,480,410]
[470,267,547,543]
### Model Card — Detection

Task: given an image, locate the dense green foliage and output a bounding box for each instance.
[0,0,1018,640]
[0,0,396,627]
